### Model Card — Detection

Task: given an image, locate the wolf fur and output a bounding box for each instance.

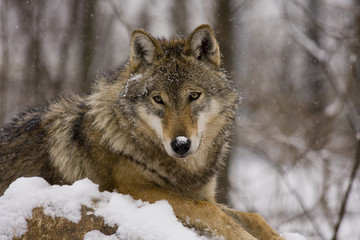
[0,25,283,240]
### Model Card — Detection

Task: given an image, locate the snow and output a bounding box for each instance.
[84,230,119,240]
[94,194,202,240]
[0,177,203,240]
[324,99,342,117]
[0,177,102,237]
[122,73,143,97]
[175,136,188,144]
[0,177,305,240]
[281,232,307,240]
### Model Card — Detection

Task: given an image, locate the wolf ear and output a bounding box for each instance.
[130,30,161,70]
[184,24,221,67]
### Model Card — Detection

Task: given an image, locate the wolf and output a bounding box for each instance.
[0,25,283,240]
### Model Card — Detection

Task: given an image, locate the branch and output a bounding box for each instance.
[263,155,326,240]
[102,0,132,35]
[282,1,329,62]
[285,0,353,40]
[230,0,252,16]
[331,139,360,240]
[284,1,360,238]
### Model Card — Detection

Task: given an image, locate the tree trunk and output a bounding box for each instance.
[215,0,234,204]
[171,0,188,34]
[79,0,96,93]
[0,0,9,126]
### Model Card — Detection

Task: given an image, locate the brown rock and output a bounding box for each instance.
[14,206,117,240]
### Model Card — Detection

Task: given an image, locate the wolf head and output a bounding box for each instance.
[117,25,238,160]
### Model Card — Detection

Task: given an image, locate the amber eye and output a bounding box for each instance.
[189,92,201,101]
[153,95,164,104]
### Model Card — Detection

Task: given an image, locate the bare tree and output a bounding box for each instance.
[171,0,188,34]
[79,0,97,93]
[0,0,9,126]
[52,1,82,94]
[330,1,360,239]
[13,0,48,105]
[279,0,360,238]
[214,0,235,204]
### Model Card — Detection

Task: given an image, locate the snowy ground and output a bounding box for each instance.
[0,177,305,240]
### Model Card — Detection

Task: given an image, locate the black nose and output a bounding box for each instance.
[171,137,191,156]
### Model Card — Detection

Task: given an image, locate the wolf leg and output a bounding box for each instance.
[218,204,284,240]
[136,189,256,240]
[112,160,256,240]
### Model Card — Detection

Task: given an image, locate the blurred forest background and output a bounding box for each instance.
[0,0,359,239]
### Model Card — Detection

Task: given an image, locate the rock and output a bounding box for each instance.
[15,206,117,240]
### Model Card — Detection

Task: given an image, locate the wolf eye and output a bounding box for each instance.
[189,92,201,101]
[153,95,164,104]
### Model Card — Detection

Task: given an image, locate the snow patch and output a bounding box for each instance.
[84,230,119,240]
[0,177,101,238]
[176,136,188,144]
[281,232,307,240]
[122,73,143,97]
[94,194,202,240]
[325,99,342,117]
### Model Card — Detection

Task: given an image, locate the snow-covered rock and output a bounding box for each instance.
[0,177,306,240]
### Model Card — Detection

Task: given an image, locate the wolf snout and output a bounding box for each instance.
[171,136,191,157]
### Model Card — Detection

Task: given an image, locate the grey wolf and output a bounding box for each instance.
[0,24,283,240]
